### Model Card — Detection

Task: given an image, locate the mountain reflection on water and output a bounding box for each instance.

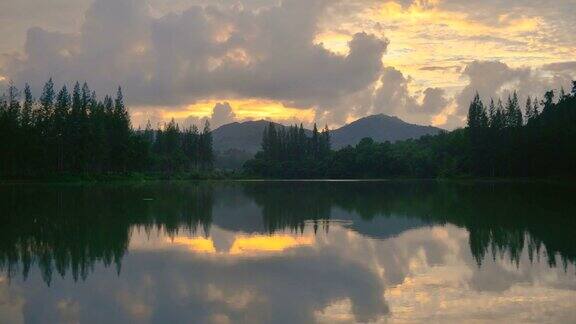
[0,181,575,323]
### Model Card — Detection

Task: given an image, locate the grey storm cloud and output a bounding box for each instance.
[1,0,388,114]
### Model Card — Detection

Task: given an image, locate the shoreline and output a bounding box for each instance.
[1,174,574,186]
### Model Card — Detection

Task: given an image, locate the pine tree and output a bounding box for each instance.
[0,82,21,174]
[525,96,533,123]
[39,78,55,131]
[112,87,131,171]
[181,124,201,170]
[89,97,107,172]
[114,87,130,129]
[77,82,91,171]
[200,120,213,169]
[162,119,183,172]
[68,82,83,170]
[21,84,33,128]
[0,94,8,174]
[467,93,487,129]
[7,81,21,123]
[54,85,71,171]
[298,123,306,156]
[320,124,331,156]
[532,97,540,119]
[81,82,91,110]
[263,122,278,159]
[542,90,554,113]
[488,98,496,128]
[504,92,522,128]
[311,123,319,159]
[18,83,35,174]
[512,91,523,127]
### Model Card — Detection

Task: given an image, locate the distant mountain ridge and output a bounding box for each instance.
[330,114,443,149]
[212,114,443,154]
[212,120,311,154]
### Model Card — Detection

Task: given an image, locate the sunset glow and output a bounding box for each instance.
[165,233,316,256]
[1,0,574,129]
[229,234,315,255]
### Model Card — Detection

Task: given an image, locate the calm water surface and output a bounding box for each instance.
[0,181,575,323]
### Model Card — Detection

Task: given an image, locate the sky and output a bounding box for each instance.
[0,0,575,129]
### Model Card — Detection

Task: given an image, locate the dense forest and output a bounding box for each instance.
[0,79,214,179]
[2,79,576,179]
[245,81,576,178]
[244,123,331,177]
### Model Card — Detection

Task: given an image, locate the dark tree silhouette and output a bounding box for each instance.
[245,81,576,179]
[0,79,215,178]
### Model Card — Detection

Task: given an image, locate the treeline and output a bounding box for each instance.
[0,79,214,178]
[245,81,576,178]
[139,119,214,173]
[244,123,330,177]
[464,85,575,177]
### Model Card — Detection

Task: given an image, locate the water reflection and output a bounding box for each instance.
[0,181,575,323]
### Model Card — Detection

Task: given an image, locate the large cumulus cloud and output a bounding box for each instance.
[370,67,451,124]
[1,0,388,119]
[2,0,575,129]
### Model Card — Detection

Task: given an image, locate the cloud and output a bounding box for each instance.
[1,0,575,129]
[456,60,575,117]
[419,65,462,72]
[542,61,576,73]
[1,0,388,120]
[211,102,236,127]
[371,67,451,125]
[420,87,450,114]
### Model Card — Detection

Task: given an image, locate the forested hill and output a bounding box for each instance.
[212,120,311,154]
[2,78,575,179]
[212,114,441,154]
[245,81,576,178]
[330,114,442,148]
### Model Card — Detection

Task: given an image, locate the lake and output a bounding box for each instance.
[1,181,575,323]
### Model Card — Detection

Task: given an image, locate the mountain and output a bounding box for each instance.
[212,115,443,165]
[330,114,443,149]
[212,120,271,154]
[213,120,311,154]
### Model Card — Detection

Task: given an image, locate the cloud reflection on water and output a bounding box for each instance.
[1,181,575,323]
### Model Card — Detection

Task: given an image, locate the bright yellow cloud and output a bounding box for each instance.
[171,237,216,253]
[135,99,316,125]
[314,31,353,55]
[166,232,315,256]
[229,234,314,255]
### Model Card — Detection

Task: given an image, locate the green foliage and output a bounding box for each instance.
[245,81,576,179]
[0,80,214,179]
[244,122,331,177]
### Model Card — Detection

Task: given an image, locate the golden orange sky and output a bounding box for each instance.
[130,0,574,128]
